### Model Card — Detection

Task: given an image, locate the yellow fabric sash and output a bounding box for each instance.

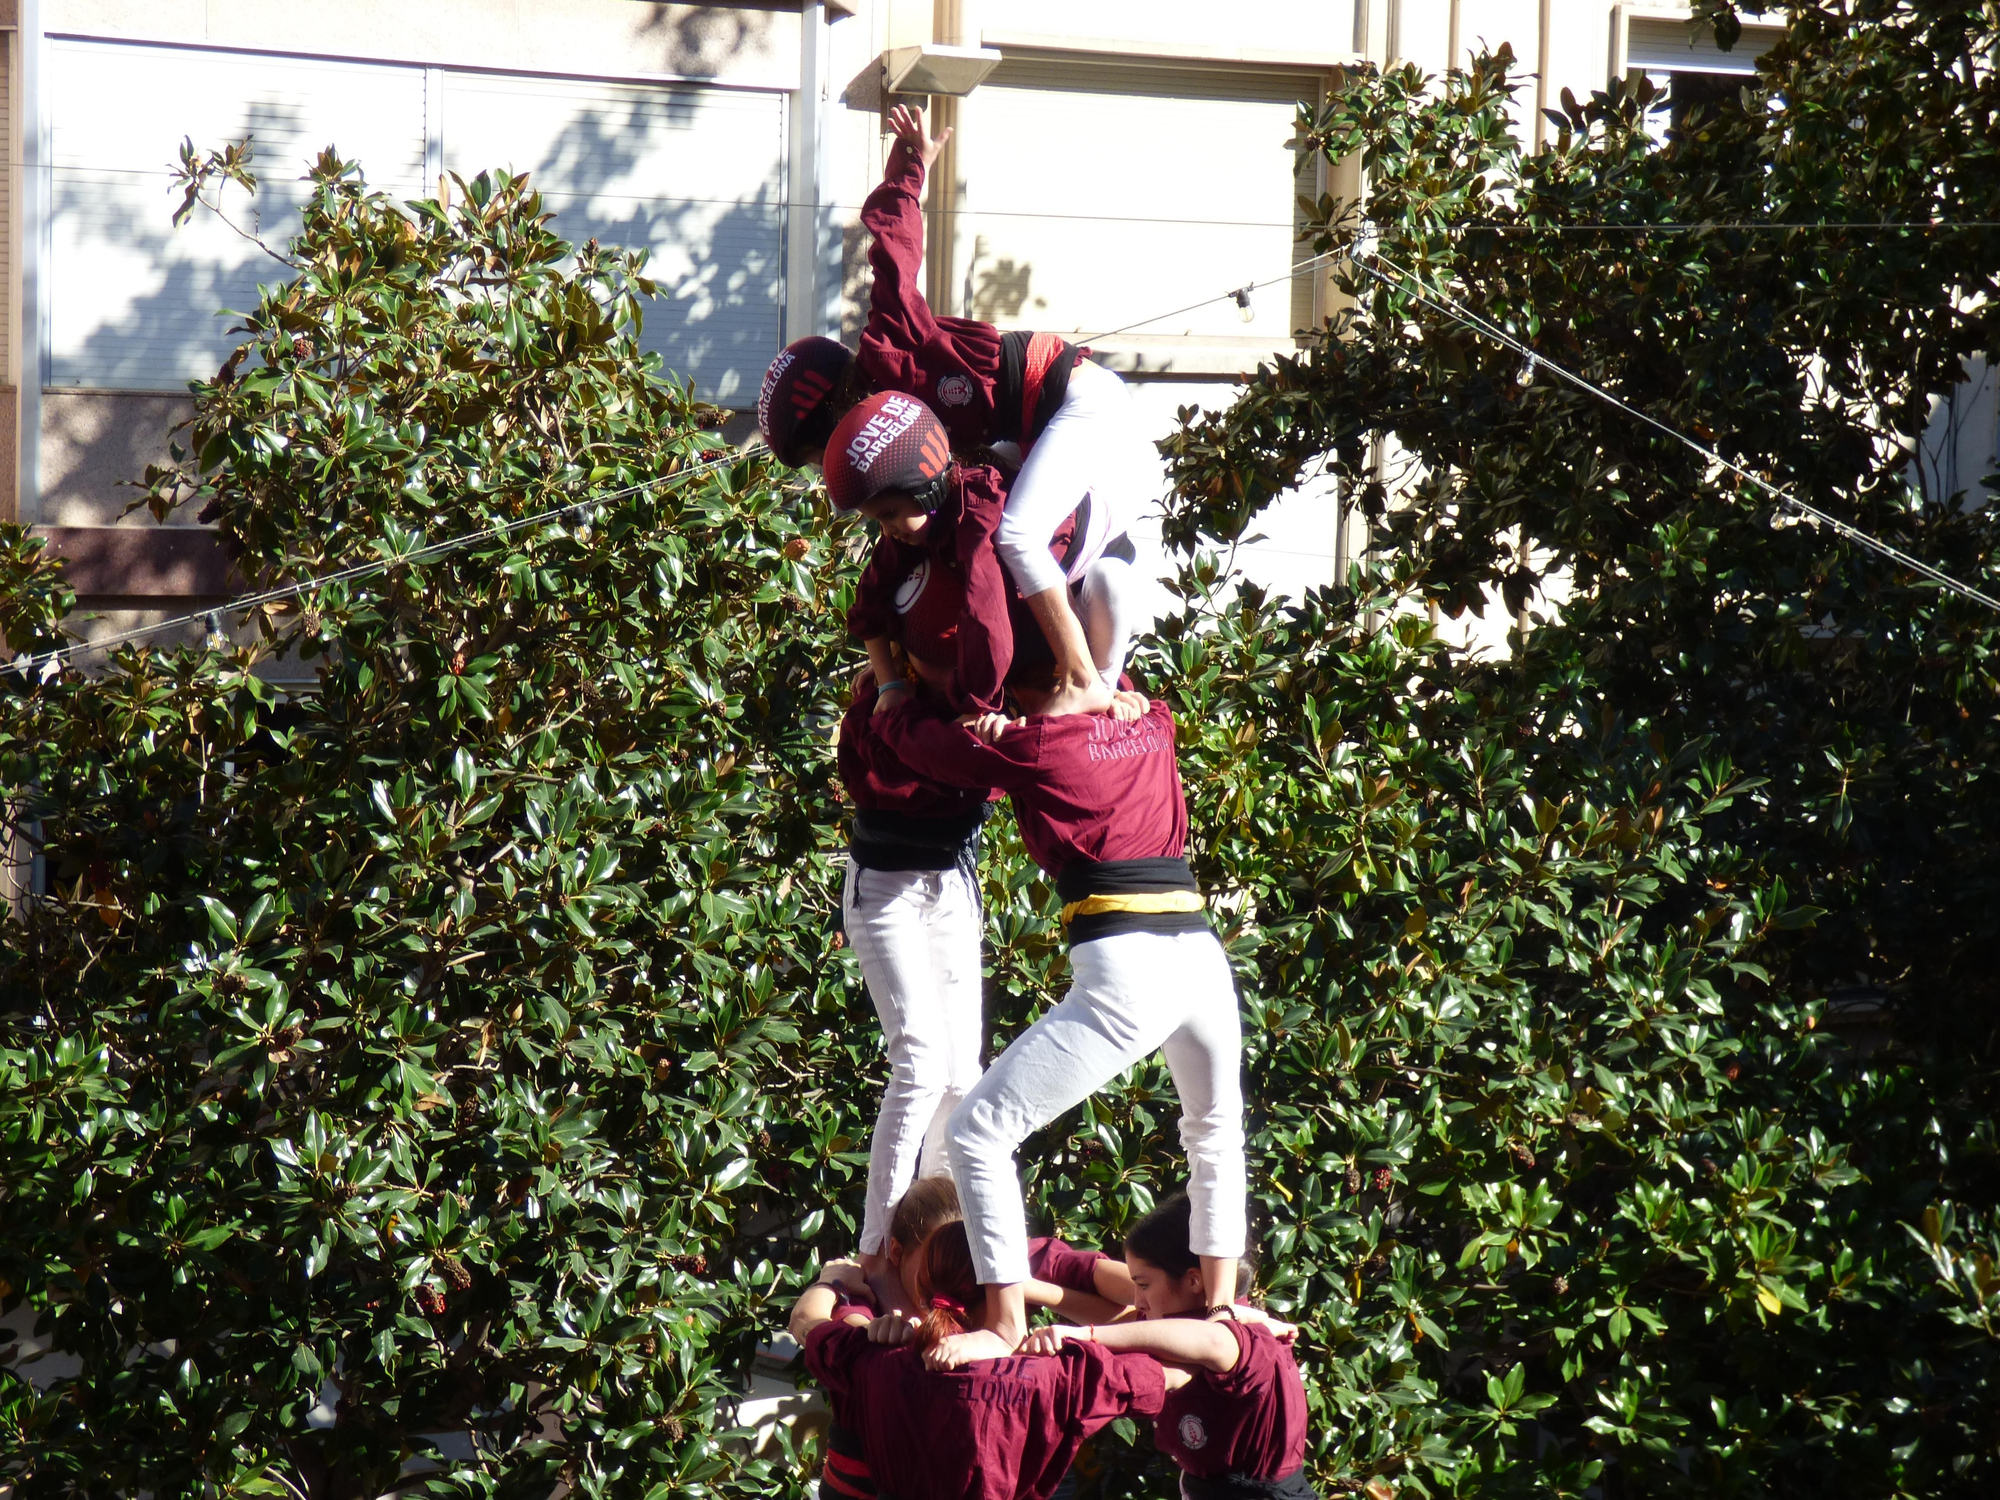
[1058,891,1207,927]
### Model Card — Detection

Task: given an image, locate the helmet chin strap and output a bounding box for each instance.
[910,470,952,514]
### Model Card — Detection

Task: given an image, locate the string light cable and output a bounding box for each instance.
[1078,247,1348,343]
[7,442,772,680]
[16,211,1999,679]
[1345,238,2000,613]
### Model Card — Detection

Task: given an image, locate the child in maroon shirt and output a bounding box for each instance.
[875,682,1247,1368]
[760,107,1150,718]
[791,1221,1177,1500]
[1022,1193,1320,1500]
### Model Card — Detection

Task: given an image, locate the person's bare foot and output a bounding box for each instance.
[1108,689,1147,721]
[922,1327,1018,1371]
[1037,679,1114,718]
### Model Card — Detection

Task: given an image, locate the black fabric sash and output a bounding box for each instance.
[819,1418,878,1499]
[1058,857,1209,945]
[848,806,986,874]
[995,330,1080,446]
[1179,1466,1321,1500]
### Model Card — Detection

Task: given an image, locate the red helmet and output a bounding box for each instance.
[823,392,953,512]
[758,337,855,466]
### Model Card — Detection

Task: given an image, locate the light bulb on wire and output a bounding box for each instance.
[1232,286,1255,324]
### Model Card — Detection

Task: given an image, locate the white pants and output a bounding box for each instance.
[996,359,1151,595]
[844,862,987,1256]
[1075,553,1139,691]
[946,928,1246,1287]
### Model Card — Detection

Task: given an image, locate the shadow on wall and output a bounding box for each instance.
[57,90,787,413]
[963,235,1039,323]
[52,168,300,394]
[513,94,785,405]
[39,391,198,529]
[632,3,782,78]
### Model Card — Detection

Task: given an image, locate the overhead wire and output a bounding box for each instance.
[1349,240,2000,614]
[16,206,2000,680]
[7,443,768,679]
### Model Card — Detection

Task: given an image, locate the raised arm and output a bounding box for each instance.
[861,105,949,355]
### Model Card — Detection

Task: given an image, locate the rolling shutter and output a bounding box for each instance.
[440,71,786,404]
[47,40,428,390]
[958,59,1319,348]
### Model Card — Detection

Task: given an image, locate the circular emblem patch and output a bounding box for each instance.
[935,373,974,407]
[892,558,931,614]
[1178,1414,1209,1451]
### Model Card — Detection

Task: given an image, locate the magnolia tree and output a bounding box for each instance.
[4,3,2000,1497]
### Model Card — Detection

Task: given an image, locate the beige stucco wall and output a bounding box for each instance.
[37,391,195,529]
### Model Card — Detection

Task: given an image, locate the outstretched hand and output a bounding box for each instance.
[868,1313,921,1346]
[1223,1304,1300,1344]
[957,711,1014,744]
[1019,1325,1081,1356]
[922,1326,1016,1371]
[886,103,952,172]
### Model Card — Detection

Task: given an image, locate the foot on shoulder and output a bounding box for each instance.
[1037,680,1114,718]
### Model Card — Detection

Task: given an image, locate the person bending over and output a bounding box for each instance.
[1023,1192,1321,1500]
[824,391,1145,723]
[876,674,1247,1367]
[759,106,1152,717]
[791,1220,1175,1500]
[802,1178,1139,1500]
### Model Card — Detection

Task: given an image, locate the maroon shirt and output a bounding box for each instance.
[1028,1236,1109,1294]
[838,677,991,820]
[876,699,1189,880]
[859,146,1010,451]
[1154,1322,1310,1481]
[847,464,1018,716]
[806,1306,1166,1500]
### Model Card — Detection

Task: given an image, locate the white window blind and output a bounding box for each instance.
[45,41,787,402]
[1626,16,1784,76]
[439,71,785,405]
[47,40,428,390]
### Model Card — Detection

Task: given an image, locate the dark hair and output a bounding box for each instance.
[912,1220,981,1352]
[889,1176,962,1257]
[1125,1193,1257,1299]
[1125,1193,1200,1279]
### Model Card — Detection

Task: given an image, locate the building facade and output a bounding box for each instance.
[2,0,1985,641]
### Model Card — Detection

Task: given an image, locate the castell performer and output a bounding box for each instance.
[790,1219,1177,1500]
[1022,1192,1320,1500]
[759,103,1152,718]
[824,390,1013,1285]
[875,668,1247,1366]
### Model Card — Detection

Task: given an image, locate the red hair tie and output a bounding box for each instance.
[930,1295,965,1316]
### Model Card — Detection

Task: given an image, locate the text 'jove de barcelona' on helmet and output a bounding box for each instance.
[822,392,953,514]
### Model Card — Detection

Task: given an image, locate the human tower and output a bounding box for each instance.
[761,107,1318,1500]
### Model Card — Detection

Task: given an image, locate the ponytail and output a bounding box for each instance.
[911,1221,981,1353]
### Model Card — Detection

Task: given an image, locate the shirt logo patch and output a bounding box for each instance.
[936,373,974,407]
[1178,1414,1209,1451]
[893,558,931,614]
